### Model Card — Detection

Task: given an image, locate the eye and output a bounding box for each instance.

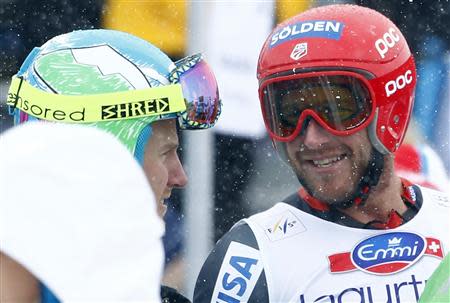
[161,145,179,158]
[161,148,173,156]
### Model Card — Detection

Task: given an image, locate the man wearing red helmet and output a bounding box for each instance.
[194,4,449,303]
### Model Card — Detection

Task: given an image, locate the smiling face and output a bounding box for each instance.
[285,119,373,204]
[143,119,188,217]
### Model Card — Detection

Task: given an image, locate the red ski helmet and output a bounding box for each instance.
[257,4,416,154]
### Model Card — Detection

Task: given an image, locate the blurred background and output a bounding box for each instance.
[1,0,449,298]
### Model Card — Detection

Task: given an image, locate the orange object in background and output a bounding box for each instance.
[102,0,187,58]
[276,0,312,22]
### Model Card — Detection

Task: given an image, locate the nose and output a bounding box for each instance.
[301,119,332,149]
[169,155,188,188]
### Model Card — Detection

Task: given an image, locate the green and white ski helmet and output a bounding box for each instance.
[8,29,221,164]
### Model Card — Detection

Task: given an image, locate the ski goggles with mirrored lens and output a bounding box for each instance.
[7,53,221,128]
[170,53,221,129]
[259,71,375,142]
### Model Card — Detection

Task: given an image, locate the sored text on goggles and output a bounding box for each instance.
[7,53,221,129]
[260,71,375,142]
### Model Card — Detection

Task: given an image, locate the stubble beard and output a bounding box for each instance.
[293,151,370,206]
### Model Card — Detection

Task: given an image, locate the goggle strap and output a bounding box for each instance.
[8,76,24,115]
[6,76,186,123]
[367,110,390,155]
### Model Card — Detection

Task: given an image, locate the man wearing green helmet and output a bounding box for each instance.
[3,29,221,302]
[8,28,221,214]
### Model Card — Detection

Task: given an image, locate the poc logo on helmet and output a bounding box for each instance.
[375,27,400,59]
[385,70,413,97]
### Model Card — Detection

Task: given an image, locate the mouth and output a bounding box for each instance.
[310,153,348,168]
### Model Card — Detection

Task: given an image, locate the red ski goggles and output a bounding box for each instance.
[259,71,376,142]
